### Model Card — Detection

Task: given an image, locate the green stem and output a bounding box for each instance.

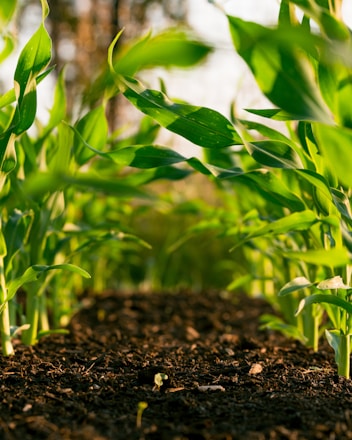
[21,290,39,346]
[301,305,319,351]
[0,301,14,356]
[338,333,350,379]
[38,294,49,332]
[0,257,14,356]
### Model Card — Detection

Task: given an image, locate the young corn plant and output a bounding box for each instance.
[0,0,214,354]
[279,274,352,377]
[0,0,94,353]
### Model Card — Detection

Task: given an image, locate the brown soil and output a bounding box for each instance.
[1,290,352,440]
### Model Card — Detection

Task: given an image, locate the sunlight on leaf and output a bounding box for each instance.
[227,16,332,123]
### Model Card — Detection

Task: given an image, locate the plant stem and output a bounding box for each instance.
[0,253,14,356]
[329,0,342,19]
[0,300,14,356]
[21,290,39,345]
[301,302,319,351]
[338,333,350,379]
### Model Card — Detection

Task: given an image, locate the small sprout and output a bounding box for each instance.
[136,401,148,429]
[153,372,168,391]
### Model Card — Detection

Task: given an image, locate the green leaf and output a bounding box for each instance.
[14,23,51,101]
[285,0,350,41]
[244,108,297,121]
[74,106,108,165]
[37,329,69,338]
[0,228,7,258]
[235,210,318,247]
[73,231,152,255]
[245,140,304,169]
[48,122,73,174]
[117,76,242,148]
[89,29,212,104]
[0,67,54,111]
[282,248,350,267]
[296,293,352,316]
[2,263,90,313]
[325,329,341,365]
[227,274,252,291]
[296,169,335,215]
[0,89,16,110]
[227,16,332,122]
[331,188,352,224]
[278,276,314,296]
[104,144,187,168]
[313,124,352,187]
[0,34,15,63]
[114,29,212,75]
[13,85,37,135]
[260,314,307,343]
[62,173,150,198]
[241,171,306,212]
[44,69,67,135]
[3,210,33,275]
[0,0,17,27]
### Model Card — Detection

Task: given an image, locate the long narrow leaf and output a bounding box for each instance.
[118,76,242,148]
[1,264,90,314]
[296,293,352,316]
[227,16,332,122]
[245,140,304,169]
[247,210,317,240]
[279,276,314,296]
[282,248,350,267]
[313,124,352,188]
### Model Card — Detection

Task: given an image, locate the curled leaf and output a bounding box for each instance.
[317,276,350,290]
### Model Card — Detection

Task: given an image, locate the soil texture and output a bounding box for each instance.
[1,290,352,440]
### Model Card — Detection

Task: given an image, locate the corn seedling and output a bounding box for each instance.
[136,401,148,429]
[280,275,352,378]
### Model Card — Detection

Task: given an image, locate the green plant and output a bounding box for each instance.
[153,372,168,391]
[280,275,352,377]
[0,0,213,355]
[136,401,148,429]
[112,0,352,377]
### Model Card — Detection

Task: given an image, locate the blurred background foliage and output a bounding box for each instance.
[17,0,188,123]
[5,0,241,294]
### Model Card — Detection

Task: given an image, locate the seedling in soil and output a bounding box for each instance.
[153,372,168,391]
[136,401,148,429]
[281,276,352,378]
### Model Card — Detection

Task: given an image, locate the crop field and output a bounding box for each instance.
[1,0,352,438]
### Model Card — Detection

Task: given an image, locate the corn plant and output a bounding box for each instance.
[0,0,213,355]
[114,0,352,377]
[0,0,94,354]
[280,275,352,377]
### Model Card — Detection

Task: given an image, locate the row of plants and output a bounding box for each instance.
[0,0,216,355]
[108,0,352,377]
[1,0,352,379]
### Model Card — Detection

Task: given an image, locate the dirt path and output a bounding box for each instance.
[1,291,351,439]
